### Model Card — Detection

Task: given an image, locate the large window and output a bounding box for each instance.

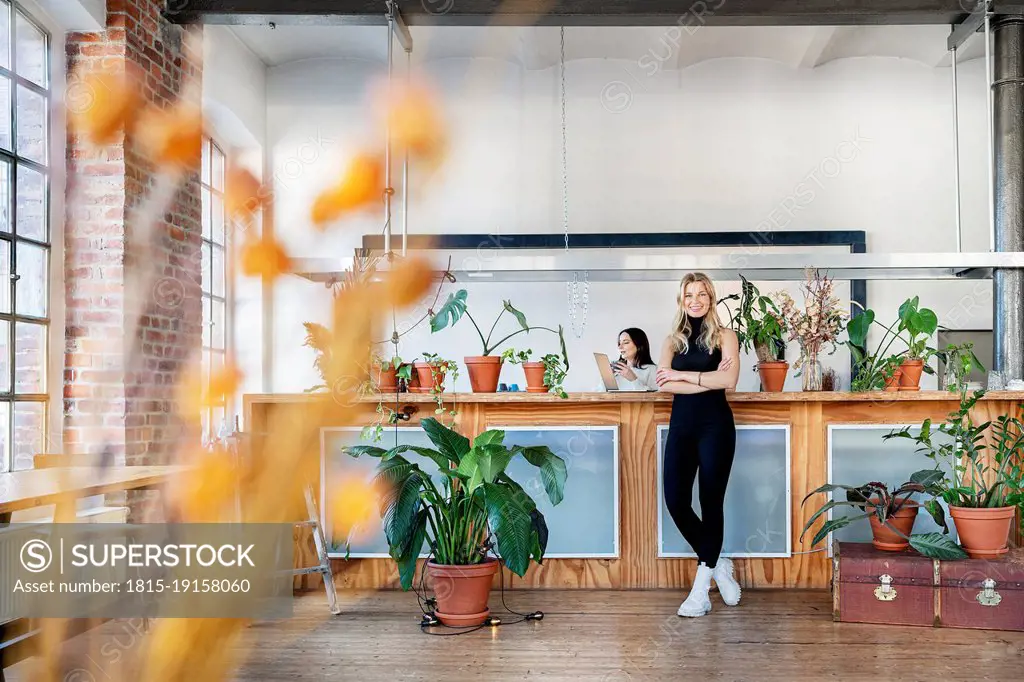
[200,137,229,443]
[0,0,49,472]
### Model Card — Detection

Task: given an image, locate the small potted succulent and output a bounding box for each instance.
[430,290,568,393]
[344,418,567,626]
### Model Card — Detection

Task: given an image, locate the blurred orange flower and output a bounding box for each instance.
[331,475,383,541]
[68,71,142,145]
[179,362,243,422]
[387,84,447,164]
[385,256,435,308]
[137,104,204,168]
[225,167,265,220]
[240,236,293,279]
[311,153,383,228]
[178,450,237,522]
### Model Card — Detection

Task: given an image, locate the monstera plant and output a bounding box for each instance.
[344,417,567,626]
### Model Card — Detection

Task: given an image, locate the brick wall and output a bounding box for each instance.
[64,1,203,494]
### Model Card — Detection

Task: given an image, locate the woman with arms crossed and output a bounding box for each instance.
[656,272,741,617]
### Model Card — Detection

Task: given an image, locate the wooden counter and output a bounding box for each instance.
[244,391,1024,591]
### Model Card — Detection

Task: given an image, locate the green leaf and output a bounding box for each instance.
[395,509,428,590]
[456,444,515,488]
[530,509,549,564]
[558,325,569,370]
[483,482,534,577]
[916,309,938,335]
[420,417,470,464]
[512,445,568,506]
[909,469,944,488]
[383,444,456,473]
[504,301,529,331]
[898,296,919,322]
[345,445,387,459]
[924,499,949,533]
[473,430,506,448]
[381,468,424,561]
[909,533,968,560]
[810,514,870,548]
[430,289,468,333]
[846,310,874,348]
[800,482,869,505]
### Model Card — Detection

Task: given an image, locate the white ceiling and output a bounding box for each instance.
[229,24,988,70]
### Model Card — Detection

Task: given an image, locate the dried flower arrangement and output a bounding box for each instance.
[775,268,849,391]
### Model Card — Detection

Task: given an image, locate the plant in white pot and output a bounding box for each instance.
[344,417,567,626]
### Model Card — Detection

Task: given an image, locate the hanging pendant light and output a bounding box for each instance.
[560,26,590,339]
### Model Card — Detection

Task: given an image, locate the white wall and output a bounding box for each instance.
[203,26,268,408]
[267,54,994,393]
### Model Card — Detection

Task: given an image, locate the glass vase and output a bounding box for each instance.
[800,346,823,392]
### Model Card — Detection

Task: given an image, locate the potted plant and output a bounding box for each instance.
[775,268,848,391]
[884,387,1024,559]
[371,353,413,393]
[344,417,567,626]
[896,297,938,391]
[847,305,907,392]
[728,276,789,392]
[500,348,569,398]
[936,341,985,393]
[800,473,953,553]
[412,352,454,394]
[430,290,568,393]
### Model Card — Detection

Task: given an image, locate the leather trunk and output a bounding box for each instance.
[833,541,1024,632]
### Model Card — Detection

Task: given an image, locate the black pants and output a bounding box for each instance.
[663,412,736,569]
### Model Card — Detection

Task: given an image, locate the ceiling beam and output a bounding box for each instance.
[166,1,985,28]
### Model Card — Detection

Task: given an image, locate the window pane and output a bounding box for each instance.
[212,299,225,349]
[202,186,211,240]
[201,242,211,295]
[13,401,43,471]
[0,76,11,151]
[0,240,8,313]
[0,320,8,392]
[14,321,44,393]
[202,139,211,186]
[202,296,211,348]
[16,85,46,165]
[0,2,10,70]
[0,161,10,232]
[212,245,224,298]
[212,193,225,245]
[15,241,45,316]
[15,11,46,88]
[212,146,225,191]
[0,402,8,472]
[16,164,45,240]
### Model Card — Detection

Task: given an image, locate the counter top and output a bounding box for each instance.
[244,390,1024,405]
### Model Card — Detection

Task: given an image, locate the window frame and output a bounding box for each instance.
[0,0,50,472]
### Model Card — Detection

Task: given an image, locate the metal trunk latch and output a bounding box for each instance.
[977,578,1002,607]
[874,574,897,601]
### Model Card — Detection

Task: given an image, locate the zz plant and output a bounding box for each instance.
[344,417,568,589]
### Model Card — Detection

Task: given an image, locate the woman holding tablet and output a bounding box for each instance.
[656,272,741,618]
[607,328,659,391]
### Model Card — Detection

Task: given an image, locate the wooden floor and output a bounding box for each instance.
[7,590,1024,681]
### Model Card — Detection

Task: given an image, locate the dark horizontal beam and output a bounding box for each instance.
[361,230,868,251]
[166,1,984,27]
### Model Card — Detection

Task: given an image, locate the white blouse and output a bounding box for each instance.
[596,364,659,391]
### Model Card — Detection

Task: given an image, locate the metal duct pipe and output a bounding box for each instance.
[993,15,1024,380]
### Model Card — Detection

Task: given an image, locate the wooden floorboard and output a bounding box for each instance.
[5,590,1024,681]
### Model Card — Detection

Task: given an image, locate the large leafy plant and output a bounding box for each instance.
[800,474,966,559]
[430,289,569,369]
[898,297,938,360]
[344,417,568,589]
[727,276,787,363]
[847,297,939,390]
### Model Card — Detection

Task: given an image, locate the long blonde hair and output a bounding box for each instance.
[671,272,725,354]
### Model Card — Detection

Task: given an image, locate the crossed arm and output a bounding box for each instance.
[656,330,741,394]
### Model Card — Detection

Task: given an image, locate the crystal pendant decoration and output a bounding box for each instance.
[567,271,589,339]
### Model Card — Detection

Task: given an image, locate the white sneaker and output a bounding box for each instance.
[677,563,714,617]
[713,557,742,606]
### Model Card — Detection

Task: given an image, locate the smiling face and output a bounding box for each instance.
[682,280,712,319]
[617,332,637,362]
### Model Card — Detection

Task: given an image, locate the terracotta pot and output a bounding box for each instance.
[950,505,1015,559]
[866,498,919,551]
[883,368,903,392]
[899,358,924,391]
[521,362,548,393]
[464,356,503,393]
[427,557,499,626]
[374,365,398,392]
[412,362,446,394]
[757,361,789,393]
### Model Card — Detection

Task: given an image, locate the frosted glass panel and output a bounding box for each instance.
[659,426,790,557]
[828,426,956,544]
[500,427,618,557]
[322,428,435,556]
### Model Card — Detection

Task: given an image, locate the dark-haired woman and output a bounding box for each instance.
[607,328,659,391]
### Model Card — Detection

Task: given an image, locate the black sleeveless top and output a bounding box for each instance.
[670,315,730,422]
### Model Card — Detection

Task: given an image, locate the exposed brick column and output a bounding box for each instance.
[64,1,203,493]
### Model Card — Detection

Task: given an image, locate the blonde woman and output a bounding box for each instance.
[656,272,741,617]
